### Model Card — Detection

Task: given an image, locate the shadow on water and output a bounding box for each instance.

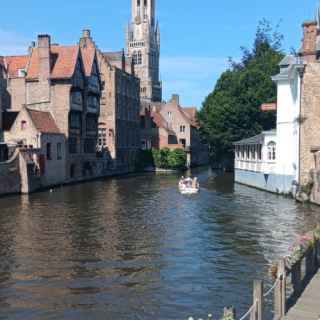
[0,167,319,320]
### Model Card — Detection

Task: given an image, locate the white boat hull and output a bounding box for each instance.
[179,187,200,195]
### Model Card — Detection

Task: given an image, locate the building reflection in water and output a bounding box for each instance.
[0,169,319,320]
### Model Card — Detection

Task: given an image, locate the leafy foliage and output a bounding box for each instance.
[198,19,284,163]
[152,148,187,170]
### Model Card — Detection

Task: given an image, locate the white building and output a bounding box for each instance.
[234,55,304,194]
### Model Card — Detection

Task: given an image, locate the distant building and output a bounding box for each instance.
[234,55,303,194]
[0,57,5,146]
[141,94,209,167]
[79,30,141,172]
[126,0,162,103]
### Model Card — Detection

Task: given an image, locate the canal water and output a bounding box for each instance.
[0,168,319,320]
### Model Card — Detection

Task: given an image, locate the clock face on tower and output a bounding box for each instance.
[135,16,141,25]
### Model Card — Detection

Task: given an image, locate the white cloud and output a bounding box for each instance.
[0,29,31,55]
[160,56,230,107]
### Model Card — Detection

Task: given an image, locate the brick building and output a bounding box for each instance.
[141,94,208,167]
[79,30,141,173]
[298,18,320,186]
[5,107,66,186]
[1,34,104,184]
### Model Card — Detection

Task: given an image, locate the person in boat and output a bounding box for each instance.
[179,176,185,188]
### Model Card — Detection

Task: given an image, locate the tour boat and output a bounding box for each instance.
[179,177,200,194]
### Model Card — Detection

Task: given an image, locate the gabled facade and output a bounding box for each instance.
[5,106,66,186]
[234,55,303,194]
[3,34,102,182]
[79,30,141,172]
[141,94,209,167]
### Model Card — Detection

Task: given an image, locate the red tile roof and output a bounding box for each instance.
[151,112,175,135]
[179,106,199,128]
[27,109,61,134]
[182,107,197,119]
[4,56,29,78]
[26,45,79,80]
[80,47,95,77]
[261,103,277,112]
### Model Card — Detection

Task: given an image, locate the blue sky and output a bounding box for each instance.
[0,0,318,107]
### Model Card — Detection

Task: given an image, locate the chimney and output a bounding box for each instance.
[121,49,126,71]
[28,41,36,55]
[301,20,318,63]
[38,34,51,81]
[82,29,91,38]
[171,94,180,105]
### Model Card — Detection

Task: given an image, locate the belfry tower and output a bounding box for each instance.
[126,0,162,103]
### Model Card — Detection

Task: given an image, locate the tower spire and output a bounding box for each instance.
[127,0,162,103]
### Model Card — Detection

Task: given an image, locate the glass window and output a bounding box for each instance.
[57,143,62,160]
[137,51,142,64]
[46,143,52,160]
[69,137,78,154]
[69,111,82,130]
[21,120,27,130]
[87,95,99,109]
[267,142,276,161]
[86,114,98,132]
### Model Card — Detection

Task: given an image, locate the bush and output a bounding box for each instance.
[152,148,187,170]
[168,149,187,169]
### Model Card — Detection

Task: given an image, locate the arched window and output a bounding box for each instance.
[137,51,142,64]
[267,142,276,161]
[132,51,138,65]
[137,0,140,7]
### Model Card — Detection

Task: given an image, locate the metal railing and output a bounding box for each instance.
[188,227,320,320]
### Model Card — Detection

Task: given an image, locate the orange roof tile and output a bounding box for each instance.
[26,45,79,80]
[80,47,95,77]
[151,112,175,135]
[261,103,277,112]
[27,109,61,134]
[5,56,29,78]
[179,106,199,128]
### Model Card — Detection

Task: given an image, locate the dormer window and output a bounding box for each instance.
[18,69,26,77]
[21,120,27,130]
[87,95,99,109]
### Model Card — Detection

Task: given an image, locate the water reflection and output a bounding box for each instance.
[0,168,319,320]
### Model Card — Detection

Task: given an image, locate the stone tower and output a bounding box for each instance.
[126,0,162,103]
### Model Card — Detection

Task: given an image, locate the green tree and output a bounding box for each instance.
[167,149,187,169]
[198,19,284,164]
[152,148,187,170]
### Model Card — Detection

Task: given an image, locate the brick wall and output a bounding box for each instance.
[0,150,21,195]
[299,63,320,184]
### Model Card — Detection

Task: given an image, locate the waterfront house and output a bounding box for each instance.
[79,30,141,173]
[234,54,303,194]
[140,94,209,167]
[5,106,66,186]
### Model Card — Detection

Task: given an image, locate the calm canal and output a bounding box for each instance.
[0,168,319,320]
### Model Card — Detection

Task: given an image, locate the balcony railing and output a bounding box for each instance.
[235,159,276,174]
